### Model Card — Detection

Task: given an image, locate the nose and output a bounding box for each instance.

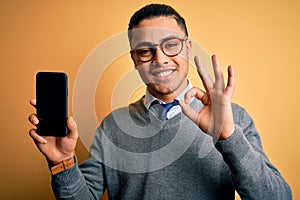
[152,46,169,65]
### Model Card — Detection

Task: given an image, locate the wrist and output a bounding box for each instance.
[219,125,235,140]
[47,151,75,165]
[48,151,76,175]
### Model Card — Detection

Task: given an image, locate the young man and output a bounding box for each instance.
[29,4,291,199]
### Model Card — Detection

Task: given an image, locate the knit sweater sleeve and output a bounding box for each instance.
[215,104,292,199]
[50,155,106,200]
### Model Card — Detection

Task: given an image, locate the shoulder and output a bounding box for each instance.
[100,97,148,127]
[231,103,256,131]
[231,103,246,120]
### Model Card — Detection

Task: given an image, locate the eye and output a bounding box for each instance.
[164,40,181,50]
[165,43,179,48]
[136,48,152,57]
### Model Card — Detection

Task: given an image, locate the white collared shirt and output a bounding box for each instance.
[143,80,193,120]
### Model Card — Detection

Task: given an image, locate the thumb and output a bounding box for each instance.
[67,116,78,139]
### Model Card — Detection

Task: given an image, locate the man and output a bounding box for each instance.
[28,4,292,199]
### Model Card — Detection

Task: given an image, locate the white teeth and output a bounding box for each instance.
[156,70,173,77]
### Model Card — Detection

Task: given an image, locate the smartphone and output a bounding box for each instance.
[36,72,68,137]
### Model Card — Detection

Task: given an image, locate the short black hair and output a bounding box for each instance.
[128,4,188,43]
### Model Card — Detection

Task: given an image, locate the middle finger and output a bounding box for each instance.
[212,55,225,91]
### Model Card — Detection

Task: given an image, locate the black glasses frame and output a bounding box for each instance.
[131,37,188,63]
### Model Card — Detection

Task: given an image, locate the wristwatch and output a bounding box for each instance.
[49,154,75,175]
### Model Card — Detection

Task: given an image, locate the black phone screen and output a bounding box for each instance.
[36,72,68,137]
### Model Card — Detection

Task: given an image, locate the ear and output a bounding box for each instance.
[186,39,192,60]
[130,51,138,69]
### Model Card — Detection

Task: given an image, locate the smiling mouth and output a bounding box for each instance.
[153,70,174,77]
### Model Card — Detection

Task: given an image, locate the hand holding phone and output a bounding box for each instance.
[29,72,78,164]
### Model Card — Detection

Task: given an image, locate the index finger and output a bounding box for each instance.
[194,55,214,91]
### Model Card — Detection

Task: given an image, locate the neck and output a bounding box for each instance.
[151,92,177,103]
[147,79,188,103]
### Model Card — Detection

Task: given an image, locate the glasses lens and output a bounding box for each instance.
[134,48,154,62]
[133,37,185,62]
[162,38,183,56]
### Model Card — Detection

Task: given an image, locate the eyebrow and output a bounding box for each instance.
[133,42,153,50]
[132,35,181,50]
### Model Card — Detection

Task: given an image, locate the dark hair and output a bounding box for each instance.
[128,4,188,43]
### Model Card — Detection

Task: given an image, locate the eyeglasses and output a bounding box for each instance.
[131,37,188,63]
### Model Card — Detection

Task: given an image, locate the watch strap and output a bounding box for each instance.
[50,156,75,175]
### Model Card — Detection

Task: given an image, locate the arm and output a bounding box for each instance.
[180,55,292,199]
[215,105,292,199]
[28,99,105,199]
[51,155,106,200]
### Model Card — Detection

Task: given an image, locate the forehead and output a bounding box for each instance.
[130,16,185,46]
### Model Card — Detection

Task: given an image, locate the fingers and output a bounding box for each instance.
[225,65,235,97]
[30,99,36,107]
[183,87,208,105]
[29,99,38,125]
[29,98,47,144]
[179,87,208,124]
[194,55,214,91]
[29,98,39,126]
[29,129,47,144]
[179,100,199,124]
[212,55,225,91]
[195,55,234,94]
[28,113,39,126]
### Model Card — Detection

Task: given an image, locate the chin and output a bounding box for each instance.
[150,83,176,95]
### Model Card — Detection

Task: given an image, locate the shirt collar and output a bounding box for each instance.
[143,80,193,110]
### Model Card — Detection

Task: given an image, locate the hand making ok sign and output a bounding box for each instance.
[180,55,236,140]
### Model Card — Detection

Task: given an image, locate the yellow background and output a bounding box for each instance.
[0,0,299,199]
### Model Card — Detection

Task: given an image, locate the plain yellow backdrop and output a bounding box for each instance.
[0,0,299,199]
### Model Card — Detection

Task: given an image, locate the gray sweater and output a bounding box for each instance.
[52,98,292,199]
